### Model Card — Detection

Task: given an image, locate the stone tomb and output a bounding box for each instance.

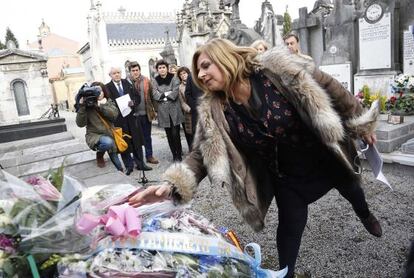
[375,115,414,153]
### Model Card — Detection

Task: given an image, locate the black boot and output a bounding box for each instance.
[360,212,382,237]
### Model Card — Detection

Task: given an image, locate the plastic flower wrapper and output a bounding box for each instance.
[0,169,92,277]
[63,200,287,277]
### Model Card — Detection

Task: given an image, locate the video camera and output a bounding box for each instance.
[74,84,102,111]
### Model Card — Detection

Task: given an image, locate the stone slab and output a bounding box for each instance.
[376,133,414,153]
[0,131,74,154]
[401,138,414,154]
[0,138,81,160]
[0,119,68,143]
[354,73,396,96]
[6,150,96,177]
[375,115,414,140]
[403,29,414,74]
[319,63,352,92]
[64,158,120,181]
[0,141,89,168]
[82,171,135,187]
[374,115,414,153]
[381,151,414,166]
[359,13,392,70]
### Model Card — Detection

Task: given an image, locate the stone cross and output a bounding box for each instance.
[295,7,319,55]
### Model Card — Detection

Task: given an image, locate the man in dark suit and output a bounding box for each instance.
[105,67,151,175]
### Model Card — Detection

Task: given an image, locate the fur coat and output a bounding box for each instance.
[163,47,379,232]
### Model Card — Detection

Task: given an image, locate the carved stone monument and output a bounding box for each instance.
[254,0,284,47]
[354,0,401,96]
[225,0,261,46]
[319,0,356,92]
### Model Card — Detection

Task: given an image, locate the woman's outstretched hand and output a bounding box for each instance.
[362,132,377,145]
[128,183,172,208]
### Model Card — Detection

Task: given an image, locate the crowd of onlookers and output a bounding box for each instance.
[75,58,202,175]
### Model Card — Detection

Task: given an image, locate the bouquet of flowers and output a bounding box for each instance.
[56,185,287,277]
[385,73,414,115]
[0,167,89,277]
[355,85,387,111]
[391,73,414,94]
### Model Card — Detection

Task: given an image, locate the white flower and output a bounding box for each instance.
[160,218,178,229]
[0,214,12,227]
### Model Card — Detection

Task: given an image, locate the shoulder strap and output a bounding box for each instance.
[96,111,112,131]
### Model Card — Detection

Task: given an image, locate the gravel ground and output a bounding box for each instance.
[64,111,414,278]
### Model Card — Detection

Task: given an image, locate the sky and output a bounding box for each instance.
[0,0,314,48]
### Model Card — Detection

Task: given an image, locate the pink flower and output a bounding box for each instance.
[26,176,61,201]
[0,234,16,254]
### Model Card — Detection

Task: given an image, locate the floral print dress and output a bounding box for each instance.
[224,71,319,163]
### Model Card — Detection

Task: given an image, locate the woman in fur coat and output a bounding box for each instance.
[129,39,381,277]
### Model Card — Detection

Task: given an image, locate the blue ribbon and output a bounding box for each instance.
[244,243,288,278]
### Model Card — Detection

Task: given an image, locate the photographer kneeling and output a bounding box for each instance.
[75,82,123,171]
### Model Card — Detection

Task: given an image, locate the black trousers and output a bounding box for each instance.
[275,143,370,277]
[182,123,194,152]
[121,146,146,170]
[165,117,182,161]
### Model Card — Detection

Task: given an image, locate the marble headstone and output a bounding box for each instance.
[354,0,400,96]
[320,63,352,92]
[403,26,414,74]
[359,12,392,70]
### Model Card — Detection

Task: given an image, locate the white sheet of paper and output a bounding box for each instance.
[115,94,132,117]
[363,143,392,189]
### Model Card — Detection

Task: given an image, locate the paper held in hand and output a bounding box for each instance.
[358,140,392,189]
[115,94,132,117]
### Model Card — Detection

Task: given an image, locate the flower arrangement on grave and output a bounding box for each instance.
[0,165,88,277]
[355,85,387,112]
[59,185,287,277]
[391,73,414,94]
[0,170,287,278]
[385,74,414,115]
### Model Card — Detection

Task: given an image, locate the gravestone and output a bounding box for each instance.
[292,7,319,57]
[292,1,333,66]
[320,63,352,91]
[354,0,400,96]
[320,0,357,92]
[403,26,414,74]
[253,0,284,47]
[225,0,261,46]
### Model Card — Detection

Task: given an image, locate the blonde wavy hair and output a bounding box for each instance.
[191,38,259,100]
